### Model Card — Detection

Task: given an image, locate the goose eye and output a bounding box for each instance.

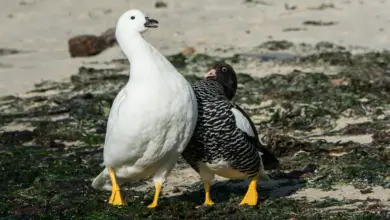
[222,67,227,72]
[131,16,135,20]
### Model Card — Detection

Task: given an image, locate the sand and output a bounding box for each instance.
[1,0,390,96]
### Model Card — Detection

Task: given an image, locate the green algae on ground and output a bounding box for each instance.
[257,40,294,51]
[1,43,390,219]
[232,47,390,130]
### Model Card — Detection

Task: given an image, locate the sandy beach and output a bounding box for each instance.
[1,0,390,96]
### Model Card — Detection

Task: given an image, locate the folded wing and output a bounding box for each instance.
[231,105,280,169]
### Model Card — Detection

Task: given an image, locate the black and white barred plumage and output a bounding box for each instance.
[182,63,279,181]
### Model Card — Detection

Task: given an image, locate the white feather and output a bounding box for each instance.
[230,107,255,137]
[92,9,197,190]
[257,152,270,181]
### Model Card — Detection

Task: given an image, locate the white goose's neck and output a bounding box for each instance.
[116,31,148,62]
[116,30,166,87]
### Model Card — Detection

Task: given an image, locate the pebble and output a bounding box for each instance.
[259,100,274,108]
[155,1,167,8]
[181,47,195,56]
[377,114,386,120]
[172,186,181,193]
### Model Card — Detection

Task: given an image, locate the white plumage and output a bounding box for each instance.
[230,107,256,137]
[91,9,197,208]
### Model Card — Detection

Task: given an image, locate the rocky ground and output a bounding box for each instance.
[1,41,390,219]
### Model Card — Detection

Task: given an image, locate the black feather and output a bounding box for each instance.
[232,105,279,169]
[182,79,276,178]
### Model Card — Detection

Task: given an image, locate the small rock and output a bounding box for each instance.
[259,100,274,108]
[283,27,307,32]
[377,114,386,120]
[360,187,373,194]
[155,1,167,8]
[0,130,35,144]
[331,77,351,87]
[303,20,338,26]
[181,47,195,56]
[103,9,112,14]
[68,35,107,57]
[172,186,181,193]
[284,3,297,10]
[251,115,271,124]
[258,40,293,51]
[0,48,21,56]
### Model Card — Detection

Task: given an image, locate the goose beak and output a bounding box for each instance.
[144,17,159,28]
[205,69,216,79]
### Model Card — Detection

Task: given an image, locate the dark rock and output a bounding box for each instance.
[172,186,181,193]
[0,130,35,145]
[360,187,373,194]
[0,48,22,56]
[258,40,294,51]
[303,20,338,26]
[155,1,167,8]
[282,27,307,32]
[68,28,117,57]
[68,35,107,58]
[284,3,297,10]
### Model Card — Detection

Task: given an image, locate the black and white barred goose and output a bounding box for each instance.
[182,62,279,206]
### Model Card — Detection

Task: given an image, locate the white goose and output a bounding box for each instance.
[91,9,198,208]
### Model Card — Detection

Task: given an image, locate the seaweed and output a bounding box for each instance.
[1,42,390,219]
